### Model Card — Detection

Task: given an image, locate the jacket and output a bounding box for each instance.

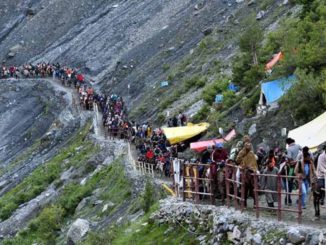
[236,148,258,172]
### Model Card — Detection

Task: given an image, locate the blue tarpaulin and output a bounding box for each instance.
[215,94,224,104]
[228,83,239,92]
[160,81,169,87]
[261,75,296,105]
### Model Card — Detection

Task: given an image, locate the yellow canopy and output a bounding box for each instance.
[288,112,326,152]
[162,122,210,145]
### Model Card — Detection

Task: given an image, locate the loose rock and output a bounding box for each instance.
[67,219,90,244]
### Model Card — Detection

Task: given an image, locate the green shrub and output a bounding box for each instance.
[222,90,237,108]
[184,75,199,89]
[28,205,65,241]
[157,113,166,124]
[141,181,156,213]
[196,76,207,88]
[167,73,175,81]
[3,205,65,245]
[202,78,229,104]
[193,104,210,122]
[162,64,170,72]
[241,89,260,116]
[280,68,326,123]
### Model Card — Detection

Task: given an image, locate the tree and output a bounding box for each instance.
[239,17,264,66]
[232,17,265,90]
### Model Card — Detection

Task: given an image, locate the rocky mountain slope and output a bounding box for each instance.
[0,0,290,115]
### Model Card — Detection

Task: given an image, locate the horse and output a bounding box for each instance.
[242,168,256,208]
[312,179,325,218]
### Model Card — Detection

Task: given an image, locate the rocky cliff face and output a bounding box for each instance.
[0,0,246,107]
[0,78,88,196]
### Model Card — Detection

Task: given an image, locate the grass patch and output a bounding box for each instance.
[0,123,96,221]
[3,157,129,245]
[82,203,198,245]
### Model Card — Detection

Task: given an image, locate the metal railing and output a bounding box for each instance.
[225,163,303,224]
[135,161,155,177]
[179,162,215,205]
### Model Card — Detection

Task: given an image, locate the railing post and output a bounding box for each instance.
[151,164,154,178]
[141,162,145,175]
[209,165,215,205]
[182,163,186,202]
[277,174,282,221]
[172,159,176,195]
[240,169,245,212]
[233,166,238,209]
[298,175,302,224]
[226,165,230,208]
[253,173,259,219]
[195,165,200,204]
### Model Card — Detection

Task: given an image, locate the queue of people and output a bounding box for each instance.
[193,135,326,213]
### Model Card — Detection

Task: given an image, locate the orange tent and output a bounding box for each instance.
[265,52,283,71]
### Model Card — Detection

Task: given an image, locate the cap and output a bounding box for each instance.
[215,142,223,148]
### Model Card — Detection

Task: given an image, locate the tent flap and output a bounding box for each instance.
[162,123,210,145]
[261,75,296,105]
[265,51,283,71]
[288,112,326,151]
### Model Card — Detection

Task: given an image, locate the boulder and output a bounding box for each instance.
[248,0,255,6]
[26,8,36,16]
[197,235,206,242]
[0,180,8,190]
[7,52,16,58]
[76,197,90,212]
[9,44,22,53]
[60,167,75,181]
[252,233,262,245]
[279,238,286,245]
[102,201,115,212]
[287,228,305,244]
[282,0,289,5]
[248,123,257,136]
[256,10,266,20]
[232,226,241,241]
[92,199,103,206]
[203,27,213,36]
[67,219,90,244]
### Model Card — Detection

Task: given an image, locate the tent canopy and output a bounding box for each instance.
[162,123,210,145]
[190,129,236,153]
[260,75,296,105]
[265,51,283,71]
[288,112,326,152]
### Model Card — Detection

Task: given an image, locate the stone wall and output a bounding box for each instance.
[151,197,326,245]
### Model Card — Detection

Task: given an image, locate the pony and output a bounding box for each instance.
[312,179,325,218]
[242,168,256,208]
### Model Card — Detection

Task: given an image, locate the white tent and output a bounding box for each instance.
[288,112,326,152]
